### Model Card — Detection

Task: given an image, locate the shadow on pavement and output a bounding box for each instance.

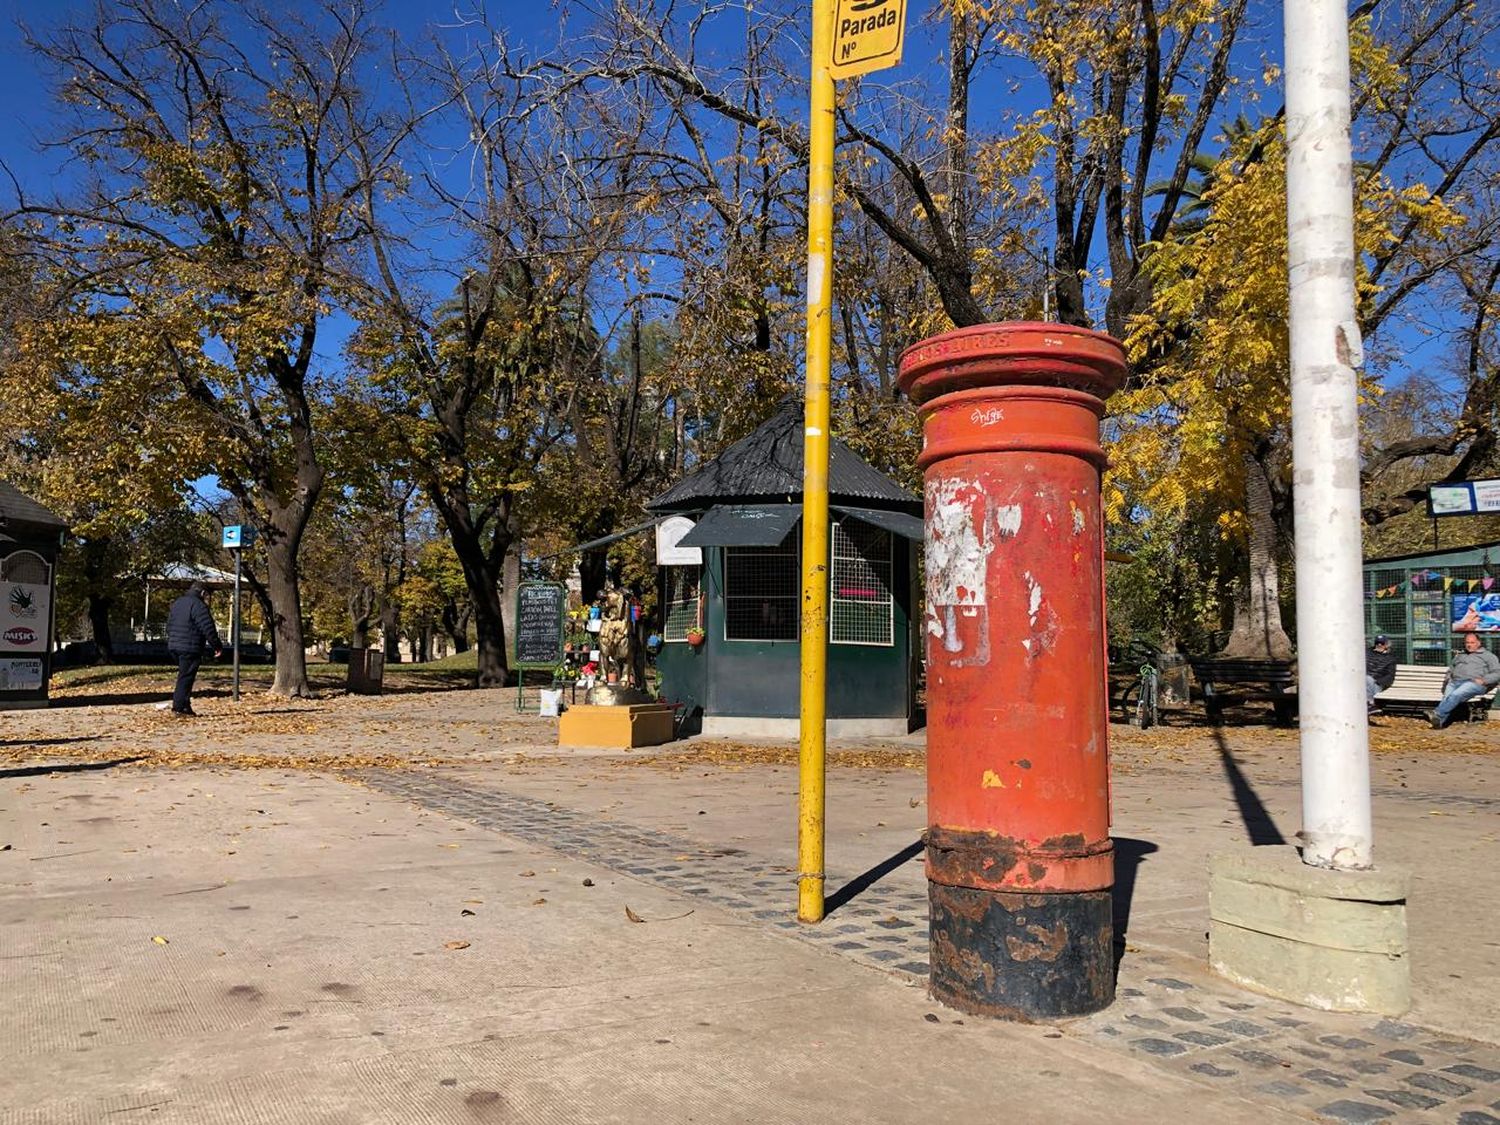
[1112,836,1160,975]
[0,755,148,779]
[1212,729,1288,846]
[0,736,102,748]
[825,837,925,916]
[49,689,202,708]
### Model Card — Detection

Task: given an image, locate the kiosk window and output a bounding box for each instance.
[830,520,893,646]
[724,544,798,641]
[662,566,702,641]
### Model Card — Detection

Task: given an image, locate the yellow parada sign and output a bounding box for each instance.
[829,0,907,80]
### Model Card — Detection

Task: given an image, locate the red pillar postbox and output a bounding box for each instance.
[898,322,1127,1020]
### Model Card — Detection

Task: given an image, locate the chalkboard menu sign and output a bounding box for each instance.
[514,582,566,668]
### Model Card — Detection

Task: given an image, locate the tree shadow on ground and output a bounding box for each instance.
[0,756,147,779]
[1122,703,1295,729]
[0,736,102,748]
[49,689,200,709]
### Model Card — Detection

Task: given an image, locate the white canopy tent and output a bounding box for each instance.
[141,563,237,627]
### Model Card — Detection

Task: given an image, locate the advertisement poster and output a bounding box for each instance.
[0,658,43,691]
[1452,594,1500,632]
[1413,604,1448,637]
[1474,479,1500,513]
[2,580,50,653]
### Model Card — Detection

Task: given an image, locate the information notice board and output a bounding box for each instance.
[514,582,566,669]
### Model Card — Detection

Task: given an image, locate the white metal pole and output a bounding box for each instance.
[1285,0,1373,869]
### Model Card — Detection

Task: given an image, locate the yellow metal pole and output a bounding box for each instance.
[798,0,835,924]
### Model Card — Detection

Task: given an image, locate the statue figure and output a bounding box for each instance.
[597,585,637,690]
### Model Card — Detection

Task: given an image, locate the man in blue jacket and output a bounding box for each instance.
[1429,631,1500,729]
[166,582,223,717]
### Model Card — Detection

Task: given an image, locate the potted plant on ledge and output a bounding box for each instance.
[685,625,705,648]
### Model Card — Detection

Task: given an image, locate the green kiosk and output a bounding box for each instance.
[648,399,923,738]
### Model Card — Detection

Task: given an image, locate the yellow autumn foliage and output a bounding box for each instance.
[1106,106,1465,539]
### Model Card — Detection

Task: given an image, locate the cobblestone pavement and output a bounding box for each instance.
[362,769,1500,1125]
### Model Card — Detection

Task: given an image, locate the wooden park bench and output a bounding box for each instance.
[1374,663,1496,721]
[1188,657,1297,725]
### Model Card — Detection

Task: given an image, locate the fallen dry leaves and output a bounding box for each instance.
[6,688,1497,786]
[0,739,460,773]
[596,740,925,773]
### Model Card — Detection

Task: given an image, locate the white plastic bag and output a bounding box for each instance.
[539,688,565,717]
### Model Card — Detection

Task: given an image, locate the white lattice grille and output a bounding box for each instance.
[662,566,702,641]
[0,551,49,584]
[724,544,799,641]
[830,520,893,646]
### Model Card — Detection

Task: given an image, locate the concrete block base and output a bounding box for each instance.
[700,715,911,739]
[558,703,675,749]
[1208,847,1411,1015]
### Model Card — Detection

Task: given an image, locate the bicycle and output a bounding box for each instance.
[1133,662,1159,729]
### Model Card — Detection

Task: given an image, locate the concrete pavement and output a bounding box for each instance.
[2,690,1499,1122]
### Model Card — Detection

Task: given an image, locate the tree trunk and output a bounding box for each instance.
[241,567,276,657]
[86,591,115,663]
[262,517,314,697]
[1220,449,1294,660]
[432,493,510,687]
[349,585,374,649]
[500,542,520,653]
[78,536,117,663]
[380,601,401,663]
[579,549,609,605]
[576,507,617,604]
[470,582,507,685]
[441,599,470,654]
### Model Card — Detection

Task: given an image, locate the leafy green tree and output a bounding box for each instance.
[6,0,406,695]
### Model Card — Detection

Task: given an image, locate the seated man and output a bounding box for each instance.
[1429,632,1500,729]
[1365,633,1396,712]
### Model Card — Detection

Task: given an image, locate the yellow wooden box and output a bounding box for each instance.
[558,703,675,748]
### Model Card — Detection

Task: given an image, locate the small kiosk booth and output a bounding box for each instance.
[1365,540,1500,666]
[0,483,67,709]
[647,399,923,738]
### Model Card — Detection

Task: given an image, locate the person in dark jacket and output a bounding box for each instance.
[166,582,223,717]
[1365,634,1397,712]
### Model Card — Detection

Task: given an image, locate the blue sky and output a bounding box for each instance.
[0,2,1473,393]
[0,1,575,190]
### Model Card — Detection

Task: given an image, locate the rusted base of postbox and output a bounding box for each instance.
[929,883,1114,1021]
[926,825,1114,893]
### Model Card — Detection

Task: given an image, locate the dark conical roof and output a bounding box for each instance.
[0,482,66,534]
[646,398,920,513]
